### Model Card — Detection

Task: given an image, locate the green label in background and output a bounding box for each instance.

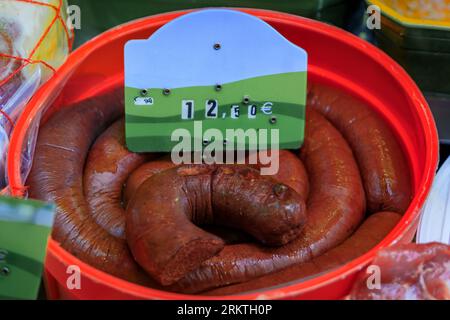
[125,9,307,153]
[0,196,55,300]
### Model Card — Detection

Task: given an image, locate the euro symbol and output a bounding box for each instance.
[261,102,273,115]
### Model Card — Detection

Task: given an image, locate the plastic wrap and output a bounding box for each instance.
[0,0,73,191]
[418,156,450,245]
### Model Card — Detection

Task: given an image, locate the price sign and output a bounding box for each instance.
[125,9,307,152]
[0,196,55,300]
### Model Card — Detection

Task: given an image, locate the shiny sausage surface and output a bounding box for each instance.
[247,150,309,199]
[168,109,365,293]
[27,89,152,284]
[123,156,176,205]
[127,164,307,285]
[26,84,411,296]
[84,118,153,239]
[308,83,412,213]
[205,211,401,295]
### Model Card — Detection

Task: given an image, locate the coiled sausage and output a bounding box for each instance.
[308,83,411,213]
[27,89,151,284]
[247,150,309,199]
[167,109,365,293]
[123,156,175,205]
[204,211,401,295]
[124,150,309,205]
[126,164,307,285]
[84,118,154,239]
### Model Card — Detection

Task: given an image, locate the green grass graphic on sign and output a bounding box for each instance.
[126,72,306,151]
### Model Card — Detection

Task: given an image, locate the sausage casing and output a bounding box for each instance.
[126,164,307,285]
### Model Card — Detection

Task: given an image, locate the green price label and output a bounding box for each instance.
[0,196,55,300]
[125,9,307,152]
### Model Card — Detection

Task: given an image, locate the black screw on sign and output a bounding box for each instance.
[269,116,277,124]
[1,266,10,277]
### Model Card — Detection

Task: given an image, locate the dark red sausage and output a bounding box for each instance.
[247,150,309,199]
[84,118,155,239]
[27,89,152,284]
[124,150,308,205]
[123,156,176,205]
[126,164,306,285]
[125,161,254,246]
[208,150,308,246]
[168,109,365,293]
[308,83,412,213]
[124,157,252,246]
[204,211,401,295]
[124,152,308,247]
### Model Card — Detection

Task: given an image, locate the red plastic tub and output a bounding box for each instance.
[7,9,438,299]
